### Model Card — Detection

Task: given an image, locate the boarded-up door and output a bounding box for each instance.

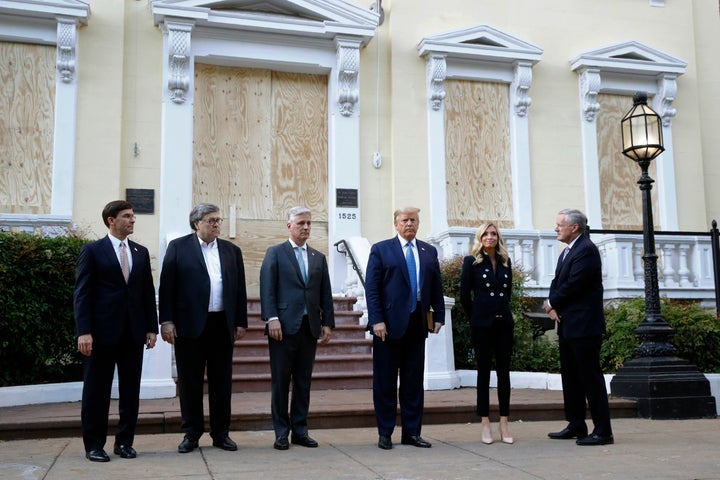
[193,65,328,295]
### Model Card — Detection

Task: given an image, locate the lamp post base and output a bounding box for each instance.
[610,356,717,419]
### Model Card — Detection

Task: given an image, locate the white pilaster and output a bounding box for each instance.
[158,20,195,261]
[329,37,363,290]
[51,18,81,217]
[425,54,449,234]
[578,67,603,227]
[510,62,535,230]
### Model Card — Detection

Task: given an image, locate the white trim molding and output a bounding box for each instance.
[417,25,543,233]
[571,41,687,230]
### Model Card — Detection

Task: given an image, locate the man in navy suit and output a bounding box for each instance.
[365,207,445,450]
[260,206,334,450]
[159,203,248,453]
[544,208,613,446]
[74,200,158,462]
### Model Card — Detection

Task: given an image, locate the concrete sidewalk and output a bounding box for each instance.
[1,418,718,480]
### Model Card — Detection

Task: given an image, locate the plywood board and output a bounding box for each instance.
[0,42,55,214]
[597,93,660,230]
[193,64,328,295]
[444,80,513,228]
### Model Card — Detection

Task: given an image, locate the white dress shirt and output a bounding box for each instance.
[198,236,224,312]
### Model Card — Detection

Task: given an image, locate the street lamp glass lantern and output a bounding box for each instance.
[621,92,665,162]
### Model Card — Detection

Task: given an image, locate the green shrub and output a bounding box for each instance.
[0,231,88,386]
[603,296,720,373]
[440,255,558,372]
[442,255,720,375]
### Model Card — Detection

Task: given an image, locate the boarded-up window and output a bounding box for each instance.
[444,80,513,228]
[597,93,659,230]
[0,42,55,214]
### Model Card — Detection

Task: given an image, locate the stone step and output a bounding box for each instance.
[230,296,371,392]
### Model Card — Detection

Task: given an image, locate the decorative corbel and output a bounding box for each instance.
[167,22,193,105]
[336,40,360,117]
[656,74,678,127]
[579,68,601,123]
[512,62,533,117]
[427,54,446,111]
[56,19,78,84]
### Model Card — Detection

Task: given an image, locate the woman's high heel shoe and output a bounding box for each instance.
[500,425,514,444]
[481,424,493,444]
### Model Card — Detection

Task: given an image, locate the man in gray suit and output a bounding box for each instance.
[260,206,334,450]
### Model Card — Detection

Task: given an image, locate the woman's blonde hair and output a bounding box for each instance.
[470,222,509,267]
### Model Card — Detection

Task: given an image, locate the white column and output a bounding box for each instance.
[329,38,363,292]
[424,54,449,234]
[139,19,197,399]
[51,18,80,217]
[424,297,461,390]
[509,62,534,230]
[578,68,603,228]
[653,75,680,230]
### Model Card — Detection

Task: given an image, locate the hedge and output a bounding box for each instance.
[0,231,88,387]
[441,255,720,374]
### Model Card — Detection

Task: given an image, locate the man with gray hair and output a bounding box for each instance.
[260,206,334,450]
[159,203,248,453]
[544,208,613,446]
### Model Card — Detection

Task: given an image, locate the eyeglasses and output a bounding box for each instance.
[118,214,137,220]
[202,218,224,226]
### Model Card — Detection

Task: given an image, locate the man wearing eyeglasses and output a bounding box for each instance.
[159,203,248,453]
[74,200,158,462]
[544,208,613,446]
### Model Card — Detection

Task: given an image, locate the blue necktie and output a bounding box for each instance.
[295,247,307,283]
[406,242,417,311]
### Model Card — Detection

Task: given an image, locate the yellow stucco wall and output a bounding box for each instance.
[67,0,720,266]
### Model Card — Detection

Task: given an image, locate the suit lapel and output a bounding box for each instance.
[416,240,429,289]
[394,237,412,288]
[126,240,141,283]
[283,241,304,283]
[101,236,126,282]
[189,234,209,274]
[306,245,319,282]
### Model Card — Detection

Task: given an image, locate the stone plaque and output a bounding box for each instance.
[336,188,358,208]
[126,188,154,214]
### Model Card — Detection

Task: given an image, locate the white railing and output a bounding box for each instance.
[336,228,717,304]
[0,214,75,236]
[429,227,717,303]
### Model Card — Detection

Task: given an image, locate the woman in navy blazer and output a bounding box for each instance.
[460,222,514,445]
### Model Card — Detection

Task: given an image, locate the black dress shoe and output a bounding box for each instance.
[576,433,614,446]
[273,437,289,450]
[113,444,137,458]
[85,449,110,462]
[378,435,393,450]
[548,426,588,440]
[401,435,432,448]
[212,436,238,451]
[178,437,199,453]
[291,434,318,448]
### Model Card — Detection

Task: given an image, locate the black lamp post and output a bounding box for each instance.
[609,92,716,418]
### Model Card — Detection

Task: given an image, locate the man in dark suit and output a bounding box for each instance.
[544,208,613,446]
[159,203,248,453]
[259,206,334,451]
[365,207,445,450]
[74,200,158,462]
